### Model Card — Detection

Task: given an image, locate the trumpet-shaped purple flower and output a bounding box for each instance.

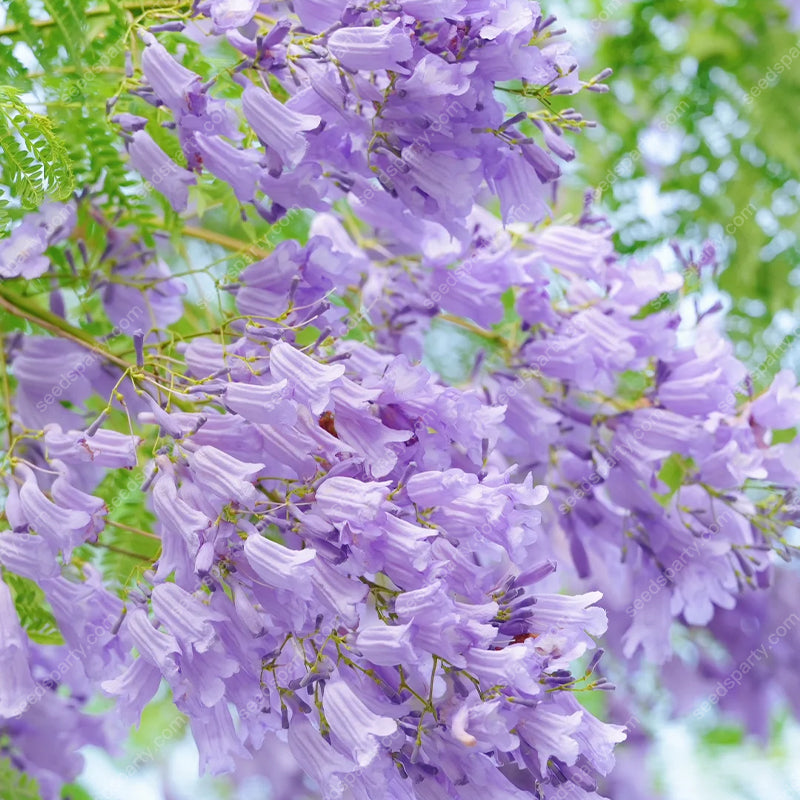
[186,445,265,509]
[141,31,206,116]
[195,133,264,203]
[268,341,346,414]
[124,608,180,676]
[0,202,75,280]
[243,533,317,593]
[327,19,414,72]
[323,679,398,766]
[150,583,223,654]
[241,83,322,173]
[203,0,259,29]
[127,130,196,211]
[0,578,36,719]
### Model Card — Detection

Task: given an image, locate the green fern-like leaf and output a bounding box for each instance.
[90,467,160,593]
[0,757,41,800]
[0,116,44,208]
[4,572,65,646]
[0,86,74,207]
[40,0,87,64]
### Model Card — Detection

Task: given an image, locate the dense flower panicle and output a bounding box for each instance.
[118,1,593,232]
[278,198,799,670]
[2,2,800,798]
[3,181,800,798]
[24,324,613,799]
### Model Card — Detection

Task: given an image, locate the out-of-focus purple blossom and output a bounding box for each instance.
[0,202,76,280]
[126,130,196,211]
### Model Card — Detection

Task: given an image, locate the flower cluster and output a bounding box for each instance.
[0,2,799,799]
[119,0,603,234]
[3,322,626,798]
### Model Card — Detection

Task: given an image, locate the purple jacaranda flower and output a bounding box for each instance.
[195,133,264,203]
[0,533,60,580]
[614,408,701,456]
[353,619,416,666]
[5,669,111,797]
[140,31,206,116]
[175,645,239,707]
[533,224,614,280]
[621,580,673,662]
[40,570,124,679]
[241,82,322,173]
[16,465,92,556]
[490,153,551,226]
[657,325,747,415]
[309,560,367,627]
[257,162,328,217]
[538,122,576,161]
[399,0,467,17]
[43,424,138,468]
[697,438,767,489]
[0,577,37,719]
[357,513,434,588]
[124,607,180,676]
[329,387,411,478]
[466,644,543,698]
[323,679,398,766]
[400,53,476,99]
[138,392,206,439]
[111,112,149,132]
[449,695,519,752]
[151,466,209,552]
[151,583,225,654]
[517,707,584,773]
[751,368,800,430]
[186,444,265,509]
[186,700,251,774]
[243,533,317,594]
[0,202,76,280]
[178,95,242,141]
[293,0,348,32]
[389,145,483,225]
[562,694,626,777]
[253,415,333,480]
[327,19,414,72]
[102,657,162,724]
[430,262,506,328]
[223,379,297,426]
[314,476,392,525]
[203,0,259,29]
[50,470,106,538]
[230,583,265,636]
[268,341,346,414]
[288,715,354,797]
[127,130,196,211]
[528,592,607,661]
[95,226,187,332]
[392,581,496,666]
[235,239,315,319]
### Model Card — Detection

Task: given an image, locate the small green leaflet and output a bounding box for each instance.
[0,756,41,800]
[4,572,64,646]
[654,453,696,507]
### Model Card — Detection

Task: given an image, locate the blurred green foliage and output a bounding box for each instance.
[0,754,40,800]
[561,0,800,366]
